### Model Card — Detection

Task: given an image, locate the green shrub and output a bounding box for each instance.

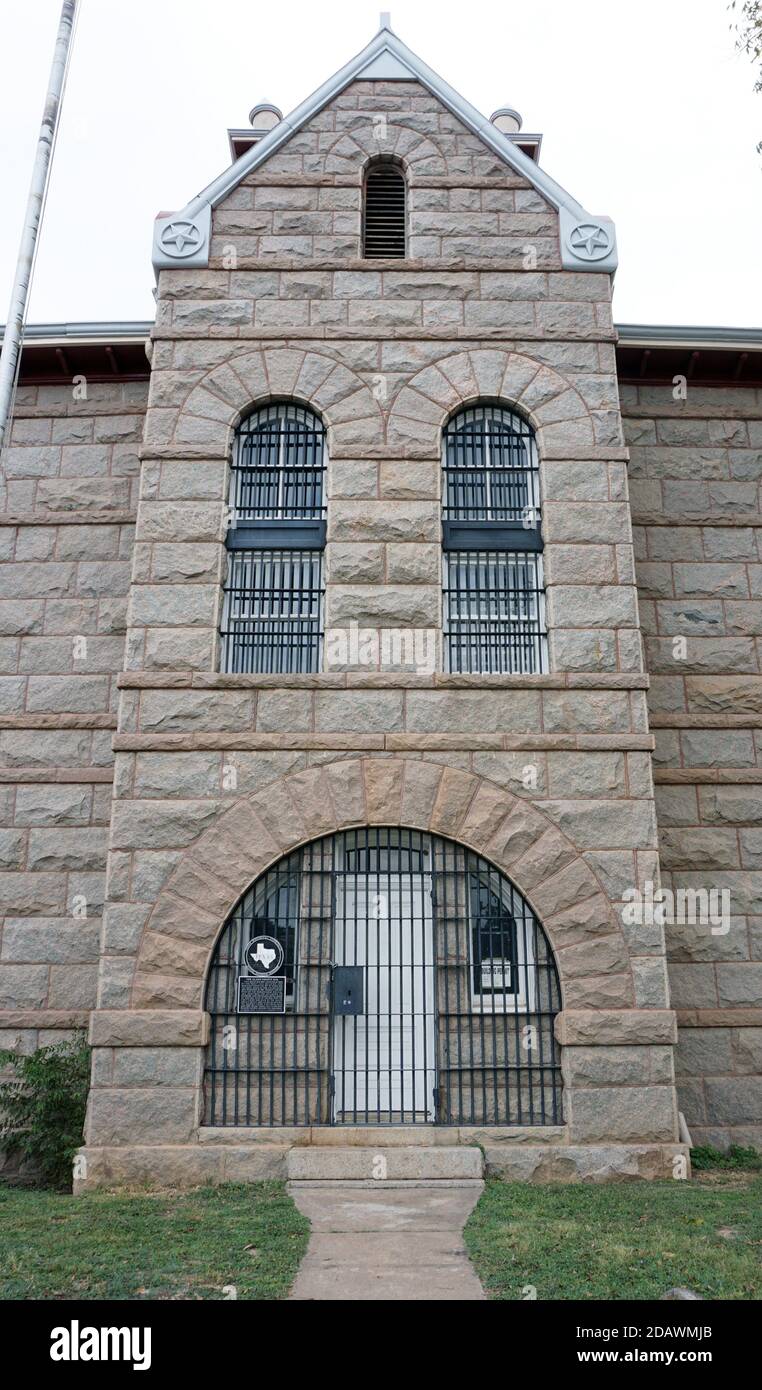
[0,1034,90,1190]
[690,1143,762,1172]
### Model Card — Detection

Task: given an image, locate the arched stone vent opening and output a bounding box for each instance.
[363,159,406,258]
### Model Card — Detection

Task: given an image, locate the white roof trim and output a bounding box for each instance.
[152,25,617,274]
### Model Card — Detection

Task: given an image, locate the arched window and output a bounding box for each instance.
[203,827,562,1127]
[220,403,326,674]
[363,160,406,258]
[442,404,548,674]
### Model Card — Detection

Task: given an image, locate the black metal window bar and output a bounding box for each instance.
[363,161,406,258]
[221,549,324,675]
[221,403,326,674]
[203,827,562,1128]
[442,404,548,674]
[444,550,547,676]
[229,402,326,524]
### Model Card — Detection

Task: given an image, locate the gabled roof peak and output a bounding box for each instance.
[153,24,617,276]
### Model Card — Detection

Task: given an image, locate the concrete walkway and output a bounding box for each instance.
[288,1182,486,1300]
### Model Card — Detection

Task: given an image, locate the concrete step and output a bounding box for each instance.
[198,1124,565,1147]
[288,1179,484,1190]
[285,1145,484,1182]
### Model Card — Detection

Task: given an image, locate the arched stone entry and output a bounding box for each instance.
[131,757,634,1014]
[81,759,683,1188]
[202,825,563,1129]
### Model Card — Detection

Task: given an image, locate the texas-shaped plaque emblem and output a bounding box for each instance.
[244,935,285,976]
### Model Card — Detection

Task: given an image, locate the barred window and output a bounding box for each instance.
[469,870,537,1012]
[221,549,323,675]
[363,161,406,258]
[443,404,540,523]
[221,403,325,674]
[444,550,546,676]
[229,402,325,524]
[442,404,547,675]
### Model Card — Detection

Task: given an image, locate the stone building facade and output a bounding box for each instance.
[1,24,760,1186]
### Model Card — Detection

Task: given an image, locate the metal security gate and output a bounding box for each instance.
[203,828,562,1128]
[332,841,436,1122]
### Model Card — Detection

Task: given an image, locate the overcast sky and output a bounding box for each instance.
[1,0,760,328]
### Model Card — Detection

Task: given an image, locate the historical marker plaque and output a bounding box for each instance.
[245,935,284,975]
[237,974,287,1015]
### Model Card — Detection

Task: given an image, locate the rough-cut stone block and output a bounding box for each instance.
[429,767,477,836]
[84,1086,198,1144]
[89,1010,210,1047]
[0,965,49,1009]
[556,1009,678,1046]
[1,920,99,964]
[458,780,513,846]
[144,890,218,945]
[315,691,404,732]
[27,827,107,872]
[130,972,201,1009]
[483,1143,689,1182]
[328,501,438,543]
[286,1146,483,1180]
[325,759,366,826]
[363,759,404,824]
[72,1144,288,1190]
[537,799,658,850]
[558,936,630,980]
[563,1045,669,1088]
[514,837,583,900]
[406,690,541,733]
[399,759,443,828]
[138,933,209,980]
[485,799,546,867]
[704,1078,762,1125]
[110,800,221,851]
[545,894,614,949]
[568,1085,677,1143]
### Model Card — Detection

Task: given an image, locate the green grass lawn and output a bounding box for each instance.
[0,1181,309,1301]
[465,1173,762,1300]
[5,1169,761,1302]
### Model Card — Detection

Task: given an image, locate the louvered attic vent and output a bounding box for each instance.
[363,163,406,258]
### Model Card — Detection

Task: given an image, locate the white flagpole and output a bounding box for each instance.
[0,0,80,454]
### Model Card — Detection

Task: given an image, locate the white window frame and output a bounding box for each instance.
[468,875,538,1014]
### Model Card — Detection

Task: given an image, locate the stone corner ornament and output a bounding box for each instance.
[559,207,618,273]
[152,204,211,271]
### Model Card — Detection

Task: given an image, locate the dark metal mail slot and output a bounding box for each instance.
[332,966,364,1016]
[442,520,542,552]
[237,974,287,1014]
[227,520,326,550]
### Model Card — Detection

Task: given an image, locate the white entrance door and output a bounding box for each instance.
[333,873,436,1122]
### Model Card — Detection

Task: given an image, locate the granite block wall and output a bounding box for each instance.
[625,380,762,1146]
[0,379,145,1075]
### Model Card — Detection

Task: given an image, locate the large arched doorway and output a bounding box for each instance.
[203,827,562,1128]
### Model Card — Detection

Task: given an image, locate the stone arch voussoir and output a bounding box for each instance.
[131,757,634,1012]
[172,346,383,456]
[387,348,595,454]
[318,121,449,180]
